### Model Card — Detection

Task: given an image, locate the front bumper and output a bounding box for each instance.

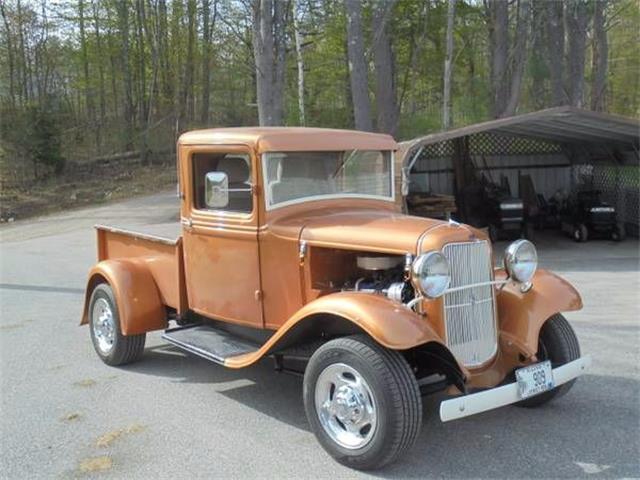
[440,355,591,422]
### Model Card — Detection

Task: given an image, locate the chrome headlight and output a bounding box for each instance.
[411,251,450,299]
[504,239,538,283]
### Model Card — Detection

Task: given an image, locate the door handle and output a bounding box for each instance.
[180,217,193,230]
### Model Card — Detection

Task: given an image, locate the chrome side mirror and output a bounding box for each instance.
[205,172,229,208]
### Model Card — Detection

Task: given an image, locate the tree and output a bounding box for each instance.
[442,0,455,130]
[27,105,65,177]
[157,0,172,114]
[566,0,589,108]
[372,0,399,135]
[591,0,608,111]
[292,0,305,125]
[486,0,508,118]
[546,0,566,106]
[200,0,218,125]
[345,0,372,131]
[78,0,93,122]
[252,0,286,126]
[183,0,197,122]
[503,0,530,117]
[0,0,637,188]
[485,0,531,118]
[15,0,31,104]
[273,0,286,124]
[116,0,134,144]
[0,1,16,110]
[92,0,106,125]
[528,1,547,109]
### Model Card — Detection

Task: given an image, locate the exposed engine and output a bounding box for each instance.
[341,254,414,303]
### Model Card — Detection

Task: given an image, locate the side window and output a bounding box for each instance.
[192,152,253,213]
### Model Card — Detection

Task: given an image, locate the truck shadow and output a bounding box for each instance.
[123,344,310,431]
[126,346,639,478]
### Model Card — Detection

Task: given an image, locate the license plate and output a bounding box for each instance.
[516,361,555,399]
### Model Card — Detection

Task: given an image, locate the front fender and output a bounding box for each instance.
[225,292,450,368]
[80,259,167,335]
[288,292,446,349]
[497,269,583,356]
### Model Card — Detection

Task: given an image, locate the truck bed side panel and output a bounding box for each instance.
[96,226,186,313]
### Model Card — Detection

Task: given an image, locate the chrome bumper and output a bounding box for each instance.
[440,355,592,422]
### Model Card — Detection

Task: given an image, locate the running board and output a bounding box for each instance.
[162,324,259,365]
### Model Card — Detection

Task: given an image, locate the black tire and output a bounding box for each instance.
[573,224,588,242]
[303,335,421,470]
[488,224,499,243]
[88,283,146,366]
[516,314,580,408]
[612,224,625,242]
[523,222,535,241]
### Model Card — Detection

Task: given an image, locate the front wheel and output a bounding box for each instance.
[89,283,146,366]
[516,313,580,408]
[303,335,422,470]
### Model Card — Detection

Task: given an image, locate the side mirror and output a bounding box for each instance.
[205,172,229,208]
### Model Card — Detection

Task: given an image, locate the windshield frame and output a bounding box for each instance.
[261,151,396,211]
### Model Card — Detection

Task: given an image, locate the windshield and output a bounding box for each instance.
[263,150,393,209]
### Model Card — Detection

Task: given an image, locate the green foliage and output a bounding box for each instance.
[0,101,65,178]
[606,0,640,117]
[27,104,66,175]
[0,0,637,183]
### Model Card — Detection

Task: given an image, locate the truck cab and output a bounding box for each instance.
[82,127,590,470]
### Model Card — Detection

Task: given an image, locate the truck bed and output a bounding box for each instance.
[95,224,186,313]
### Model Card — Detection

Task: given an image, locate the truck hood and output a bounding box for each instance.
[268,207,485,254]
[297,209,445,254]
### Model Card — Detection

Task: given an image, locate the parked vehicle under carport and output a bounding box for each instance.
[561,189,625,242]
[396,107,640,242]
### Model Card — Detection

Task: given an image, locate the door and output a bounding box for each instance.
[180,145,263,328]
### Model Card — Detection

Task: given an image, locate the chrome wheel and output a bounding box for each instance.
[314,363,377,450]
[91,297,115,354]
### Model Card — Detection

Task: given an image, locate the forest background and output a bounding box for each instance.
[0,0,638,218]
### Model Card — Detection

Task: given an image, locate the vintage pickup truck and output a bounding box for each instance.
[82,127,590,470]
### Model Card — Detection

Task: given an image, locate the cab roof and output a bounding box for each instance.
[178,127,397,153]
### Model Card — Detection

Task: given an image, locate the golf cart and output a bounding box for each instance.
[561,189,625,242]
[482,175,533,242]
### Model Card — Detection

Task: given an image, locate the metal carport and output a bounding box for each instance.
[396,106,640,236]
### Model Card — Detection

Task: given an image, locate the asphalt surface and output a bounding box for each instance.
[1,191,639,479]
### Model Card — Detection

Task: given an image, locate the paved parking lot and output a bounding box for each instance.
[1,191,638,479]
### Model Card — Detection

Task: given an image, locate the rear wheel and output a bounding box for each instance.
[303,335,422,470]
[89,283,146,366]
[516,314,580,408]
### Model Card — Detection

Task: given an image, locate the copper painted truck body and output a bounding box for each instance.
[81,128,589,468]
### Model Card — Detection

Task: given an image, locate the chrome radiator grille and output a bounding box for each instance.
[442,241,497,367]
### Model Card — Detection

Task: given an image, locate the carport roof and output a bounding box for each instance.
[399,107,639,156]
